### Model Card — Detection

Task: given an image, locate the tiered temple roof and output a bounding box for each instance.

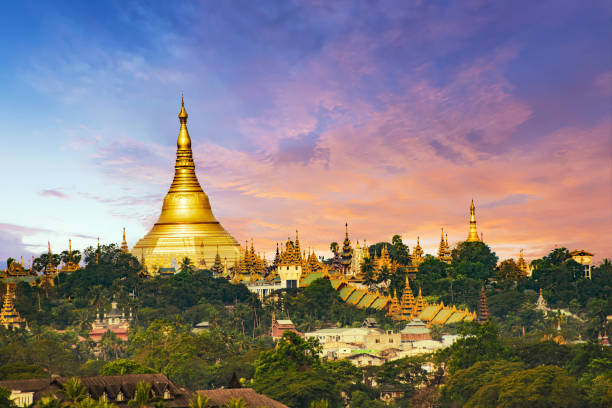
[517,249,528,276]
[0,282,26,329]
[477,284,490,323]
[339,223,354,273]
[411,237,424,267]
[233,240,268,282]
[437,229,452,263]
[467,200,481,242]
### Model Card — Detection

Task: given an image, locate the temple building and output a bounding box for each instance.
[411,237,424,267]
[339,224,354,274]
[517,249,528,276]
[349,240,369,277]
[120,229,129,253]
[60,239,80,273]
[0,282,27,329]
[437,229,452,263]
[132,98,241,270]
[477,284,489,323]
[232,240,268,282]
[569,249,594,279]
[466,200,481,242]
[89,299,131,342]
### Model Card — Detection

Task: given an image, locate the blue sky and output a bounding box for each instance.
[1,0,610,266]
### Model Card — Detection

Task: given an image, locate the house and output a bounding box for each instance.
[400,319,431,342]
[0,374,192,408]
[270,317,301,340]
[197,389,288,408]
[346,353,387,367]
[89,300,131,342]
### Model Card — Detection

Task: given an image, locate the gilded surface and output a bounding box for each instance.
[131,98,241,270]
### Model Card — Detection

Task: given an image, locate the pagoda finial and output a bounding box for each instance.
[467,199,480,242]
[48,241,52,255]
[345,222,349,237]
[68,239,72,254]
[123,228,126,241]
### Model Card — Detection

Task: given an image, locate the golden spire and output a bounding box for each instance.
[48,241,52,256]
[69,239,72,255]
[467,199,480,242]
[132,97,241,268]
[120,228,129,253]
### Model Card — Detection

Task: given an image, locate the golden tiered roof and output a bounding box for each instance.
[437,228,452,263]
[60,239,80,273]
[0,282,26,329]
[400,278,416,320]
[411,237,424,266]
[517,249,528,276]
[132,97,241,270]
[120,228,129,253]
[233,240,267,282]
[45,242,58,276]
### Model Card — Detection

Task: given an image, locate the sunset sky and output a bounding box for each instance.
[1,0,611,266]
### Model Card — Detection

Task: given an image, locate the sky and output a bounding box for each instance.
[0,0,611,267]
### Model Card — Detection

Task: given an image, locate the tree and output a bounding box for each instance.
[330,242,339,256]
[309,400,330,408]
[464,365,588,408]
[38,395,63,408]
[374,356,429,396]
[128,381,151,408]
[223,398,247,408]
[189,394,210,408]
[6,258,15,268]
[179,257,195,274]
[101,359,156,375]
[391,235,410,265]
[0,387,16,408]
[60,377,87,406]
[496,259,523,284]
[451,242,498,281]
[360,257,376,289]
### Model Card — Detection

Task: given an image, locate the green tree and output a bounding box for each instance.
[0,387,16,408]
[465,365,587,408]
[451,241,498,281]
[309,400,330,408]
[39,395,63,408]
[101,359,156,375]
[360,257,376,289]
[374,356,429,396]
[188,394,210,408]
[128,381,151,408]
[223,398,247,408]
[330,242,339,256]
[59,377,87,406]
[496,259,523,284]
[178,257,195,274]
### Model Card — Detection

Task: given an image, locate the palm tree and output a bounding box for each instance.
[330,242,339,256]
[361,257,377,289]
[60,378,87,406]
[223,398,247,408]
[38,395,62,408]
[128,382,151,408]
[179,257,195,274]
[189,394,210,408]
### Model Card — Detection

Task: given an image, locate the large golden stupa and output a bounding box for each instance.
[132,98,241,270]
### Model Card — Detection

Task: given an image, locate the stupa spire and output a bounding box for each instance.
[132,97,241,269]
[467,199,480,242]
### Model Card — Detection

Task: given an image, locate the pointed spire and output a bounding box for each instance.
[467,199,480,242]
[48,241,52,256]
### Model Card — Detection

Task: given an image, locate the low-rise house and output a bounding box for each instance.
[270,317,301,340]
[0,374,192,408]
[346,353,387,367]
[400,319,431,342]
[197,389,288,408]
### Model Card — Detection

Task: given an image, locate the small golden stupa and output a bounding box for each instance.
[132,97,241,270]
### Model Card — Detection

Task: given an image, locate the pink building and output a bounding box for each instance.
[89,300,130,342]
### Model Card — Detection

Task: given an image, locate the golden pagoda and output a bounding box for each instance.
[60,239,80,273]
[0,282,26,329]
[120,228,129,253]
[411,237,424,266]
[132,97,241,269]
[437,228,452,263]
[467,199,480,242]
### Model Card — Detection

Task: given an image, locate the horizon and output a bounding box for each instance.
[1,1,611,267]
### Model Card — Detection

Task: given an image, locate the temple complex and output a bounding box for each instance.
[132,98,241,270]
[0,282,26,329]
[466,199,481,242]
